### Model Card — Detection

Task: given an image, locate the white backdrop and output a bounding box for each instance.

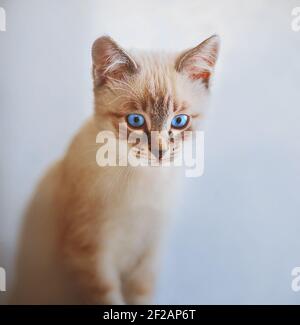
[1,0,300,304]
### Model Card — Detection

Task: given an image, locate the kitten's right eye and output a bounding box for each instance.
[126,114,145,129]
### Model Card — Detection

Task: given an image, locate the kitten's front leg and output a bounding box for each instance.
[91,254,125,305]
[63,239,125,304]
[122,248,157,305]
[72,258,125,304]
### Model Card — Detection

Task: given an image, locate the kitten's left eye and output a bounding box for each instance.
[126,113,145,128]
[171,114,189,129]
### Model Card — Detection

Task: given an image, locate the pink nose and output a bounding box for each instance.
[150,147,167,160]
[148,132,169,160]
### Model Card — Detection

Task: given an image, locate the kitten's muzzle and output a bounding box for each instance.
[150,147,168,160]
[148,133,169,160]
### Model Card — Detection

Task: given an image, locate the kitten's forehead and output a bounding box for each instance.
[141,90,171,130]
[133,52,182,130]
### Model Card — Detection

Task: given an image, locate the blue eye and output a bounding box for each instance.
[126,114,145,128]
[171,114,189,129]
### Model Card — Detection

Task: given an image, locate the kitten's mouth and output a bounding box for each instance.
[134,151,178,166]
[131,145,181,165]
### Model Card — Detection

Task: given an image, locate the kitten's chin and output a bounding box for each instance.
[120,147,182,168]
[132,156,179,168]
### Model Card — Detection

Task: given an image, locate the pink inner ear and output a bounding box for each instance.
[184,53,215,82]
[202,55,217,67]
[188,65,211,81]
[191,70,211,81]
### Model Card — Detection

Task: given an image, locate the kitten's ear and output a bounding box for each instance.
[175,35,220,88]
[92,36,139,87]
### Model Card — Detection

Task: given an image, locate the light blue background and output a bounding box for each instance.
[0,0,300,304]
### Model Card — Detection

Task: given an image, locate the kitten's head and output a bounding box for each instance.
[92,35,219,164]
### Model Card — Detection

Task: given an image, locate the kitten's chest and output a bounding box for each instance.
[102,166,176,209]
[108,168,171,229]
[98,167,177,267]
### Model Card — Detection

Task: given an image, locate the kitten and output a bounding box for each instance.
[11,35,219,304]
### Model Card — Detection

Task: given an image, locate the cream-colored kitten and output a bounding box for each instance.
[11,35,219,304]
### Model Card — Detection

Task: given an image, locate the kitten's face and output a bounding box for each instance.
[92,36,219,164]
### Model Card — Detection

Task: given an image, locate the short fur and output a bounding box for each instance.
[11,35,219,304]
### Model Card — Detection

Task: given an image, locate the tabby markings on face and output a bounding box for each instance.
[95,123,204,177]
